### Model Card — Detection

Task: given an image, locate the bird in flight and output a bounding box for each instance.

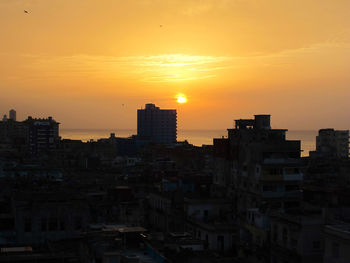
[24,10,29,14]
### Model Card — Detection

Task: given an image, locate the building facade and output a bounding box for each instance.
[24,116,60,157]
[213,115,303,212]
[316,129,349,159]
[324,225,350,263]
[137,103,177,145]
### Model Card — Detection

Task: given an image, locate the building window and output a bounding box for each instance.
[290,238,297,249]
[270,168,282,175]
[313,241,320,249]
[332,242,339,258]
[263,185,277,192]
[285,185,299,192]
[49,217,57,231]
[282,227,288,245]
[59,218,65,231]
[217,235,224,251]
[75,217,82,230]
[24,218,31,232]
[41,218,47,232]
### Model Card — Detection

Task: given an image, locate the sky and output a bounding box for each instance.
[0,0,349,131]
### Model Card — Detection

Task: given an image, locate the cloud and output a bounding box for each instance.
[4,40,349,83]
[21,53,232,82]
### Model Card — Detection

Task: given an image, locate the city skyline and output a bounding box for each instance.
[1,1,350,261]
[1,0,350,130]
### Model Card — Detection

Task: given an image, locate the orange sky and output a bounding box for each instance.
[0,0,349,130]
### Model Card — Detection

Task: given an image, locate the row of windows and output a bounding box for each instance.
[24,217,82,233]
[262,184,299,192]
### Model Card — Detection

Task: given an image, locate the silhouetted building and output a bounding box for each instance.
[315,129,349,158]
[23,116,60,156]
[137,103,177,144]
[0,118,27,146]
[213,115,303,211]
[9,109,16,121]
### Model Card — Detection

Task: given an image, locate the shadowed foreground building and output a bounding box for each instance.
[137,103,177,145]
[212,114,304,261]
[213,115,303,211]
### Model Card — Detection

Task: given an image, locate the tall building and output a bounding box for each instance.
[137,103,177,144]
[316,128,349,158]
[212,115,304,260]
[213,115,303,211]
[24,116,60,156]
[9,109,16,121]
[0,113,27,145]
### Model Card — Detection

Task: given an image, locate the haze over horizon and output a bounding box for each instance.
[1,0,349,131]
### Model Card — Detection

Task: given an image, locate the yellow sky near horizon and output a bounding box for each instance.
[0,0,349,130]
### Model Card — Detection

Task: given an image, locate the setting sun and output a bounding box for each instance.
[176,94,187,104]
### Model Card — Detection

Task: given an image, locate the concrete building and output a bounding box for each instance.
[270,209,324,263]
[184,197,237,252]
[13,191,89,245]
[137,103,177,145]
[148,192,185,233]
[213,115,303,212]
[316,129,349,159]
[23,116,60,156]
[9,109,16,121]
[0,114,60,156]
[240,208,271,260]
[324,224,350,263]
[212,115,304,260]
[0,118,27,146]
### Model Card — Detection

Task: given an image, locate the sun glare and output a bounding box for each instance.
[176,94,187,104]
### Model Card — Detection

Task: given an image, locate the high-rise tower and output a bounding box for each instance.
[137,103,177,144]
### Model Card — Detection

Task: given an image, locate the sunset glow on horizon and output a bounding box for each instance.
[0,0,349,131]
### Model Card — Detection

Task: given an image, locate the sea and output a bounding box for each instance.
[60,129,317,157]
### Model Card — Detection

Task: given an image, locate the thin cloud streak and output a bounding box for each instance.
[5,41,349,83]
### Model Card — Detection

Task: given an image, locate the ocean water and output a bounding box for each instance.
[60,129,317,157]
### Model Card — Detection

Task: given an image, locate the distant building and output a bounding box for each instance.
[137,103,177,144]
[9,109,16,121]
[23,116,60,156]
[0,116,27,146]
[316,129,349,158]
